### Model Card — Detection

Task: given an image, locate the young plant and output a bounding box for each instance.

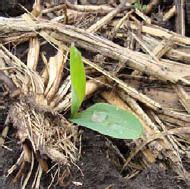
[70,45,86,118]
[133,0,147,12]
[69,45,143,139]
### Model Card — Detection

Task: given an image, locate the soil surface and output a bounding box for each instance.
[0,129,189,189]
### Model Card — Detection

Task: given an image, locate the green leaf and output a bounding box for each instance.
[70,103,143,139]
[142,5,147,11]
[70,45,86,117]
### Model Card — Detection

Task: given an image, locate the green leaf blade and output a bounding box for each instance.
[70,103,143,139]
[70,46,86,117]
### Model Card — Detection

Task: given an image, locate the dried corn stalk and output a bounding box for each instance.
[0,44,78,188]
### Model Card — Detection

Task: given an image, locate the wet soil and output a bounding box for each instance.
[0,0,34,17]
[0,129,189,189]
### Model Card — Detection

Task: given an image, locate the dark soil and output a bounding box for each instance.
[0,129,189,189]
[0,0,34,16]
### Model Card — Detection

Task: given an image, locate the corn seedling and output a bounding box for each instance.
[69,45,143,139]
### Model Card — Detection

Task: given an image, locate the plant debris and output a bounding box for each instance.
[0,0,190,188]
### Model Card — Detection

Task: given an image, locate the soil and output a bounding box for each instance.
[0,129,189,189]
[0,0,34,16]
